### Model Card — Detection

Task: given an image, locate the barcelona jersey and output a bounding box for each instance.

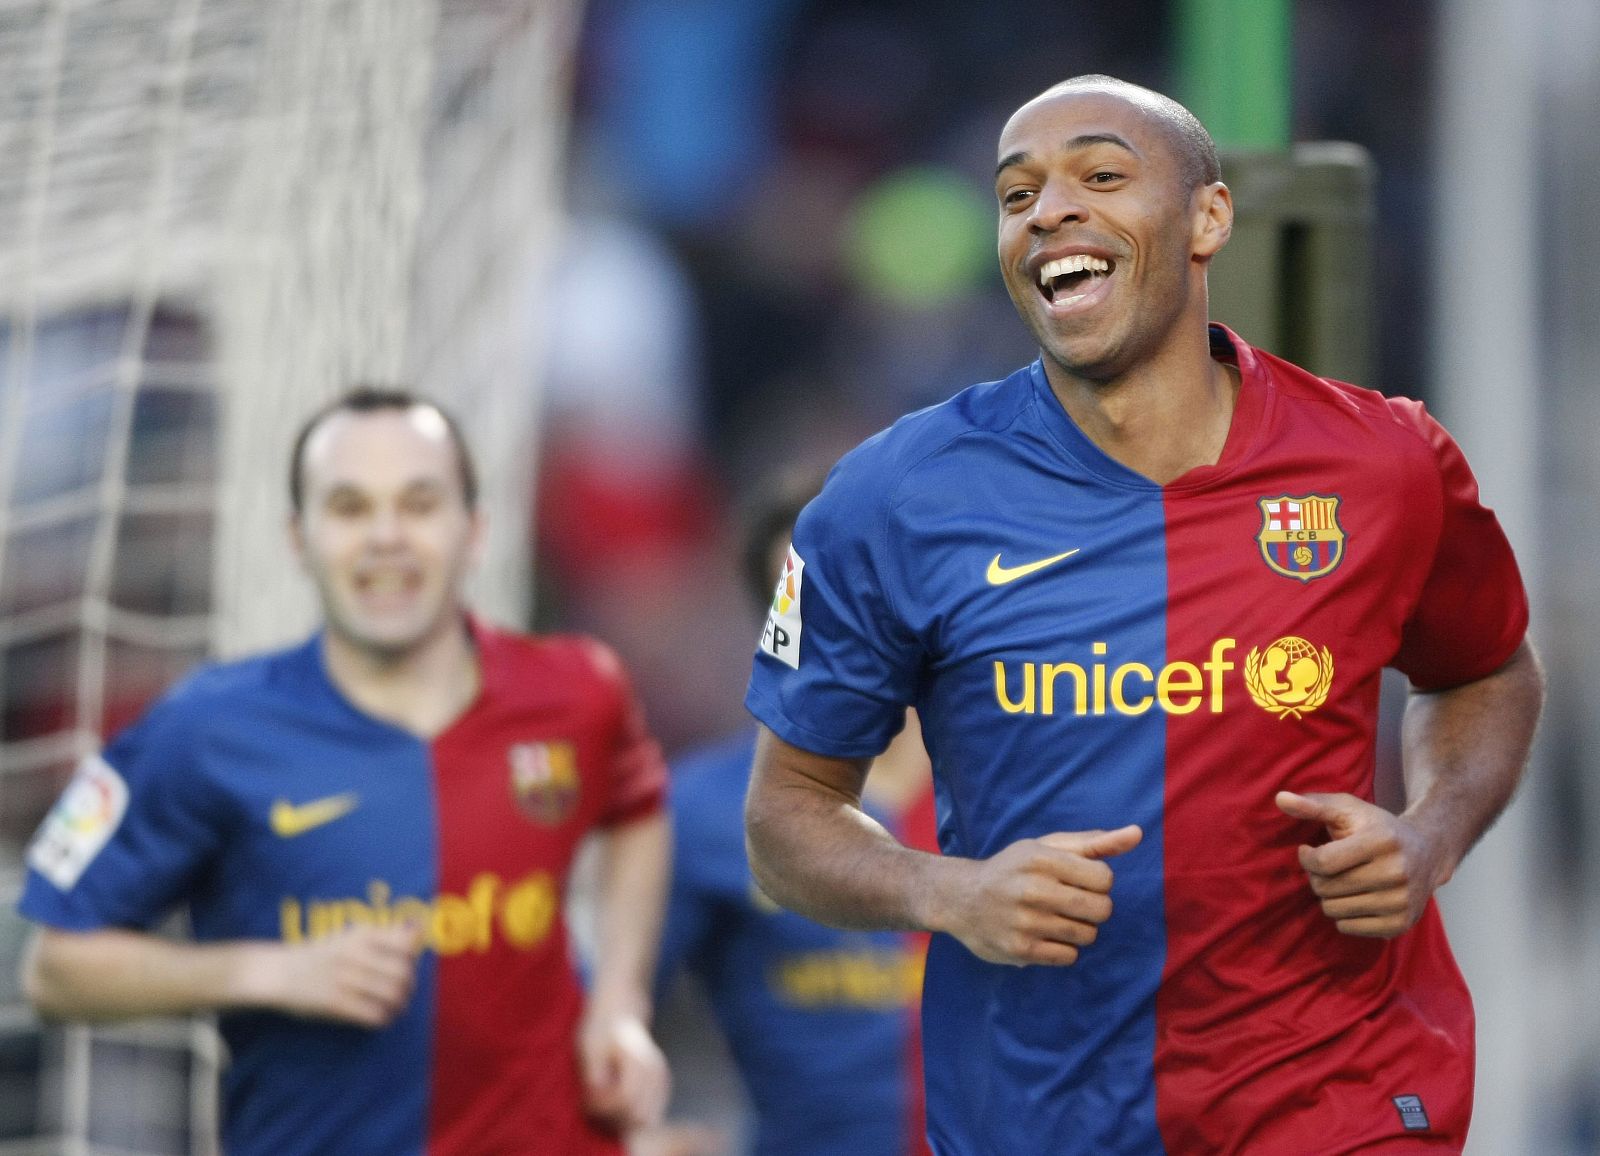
[745,327,1528,1155]
[660,727,936,1156]
[21,621,667,1156]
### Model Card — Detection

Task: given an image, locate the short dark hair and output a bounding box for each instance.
[737,466,827,609]
[1048,74,1222,189]
[288,386,479,514]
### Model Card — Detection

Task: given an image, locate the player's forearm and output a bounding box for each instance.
[744,730,948,933]
[22,927,278,1021]
[1399,638,1544,883]
[589,811,671,1017]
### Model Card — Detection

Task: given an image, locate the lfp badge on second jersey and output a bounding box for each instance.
[1256,494,1345,582]
[509,741,580,826]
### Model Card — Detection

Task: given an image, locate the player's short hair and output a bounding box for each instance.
[737,466,827,609]
[289,386,479,514]
[1046,74,1222,189]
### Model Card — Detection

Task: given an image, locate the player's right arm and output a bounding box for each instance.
[22,922,421,1027]
[745,727,1141,967]
[17,691,422,1030]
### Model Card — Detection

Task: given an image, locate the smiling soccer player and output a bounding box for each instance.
[744,75,1543,1155]
[19,389,673,1156]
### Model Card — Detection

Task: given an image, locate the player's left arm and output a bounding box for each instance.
[579,809,672,1132]
[1277,638,1544,937]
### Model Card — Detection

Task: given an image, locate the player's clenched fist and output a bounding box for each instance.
[580,999,670,1133]
[239,922,425,1028]
[935,825,1142,966]
[1276,790,1445,939]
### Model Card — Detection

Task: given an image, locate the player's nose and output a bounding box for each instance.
[1028,180,1089,232]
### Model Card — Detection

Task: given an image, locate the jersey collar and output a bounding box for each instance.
[1026,323,1271,491]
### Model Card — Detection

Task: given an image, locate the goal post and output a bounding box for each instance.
[0,2,581,1151]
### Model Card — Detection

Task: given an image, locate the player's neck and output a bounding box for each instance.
[1046,326,1239,486]
[321,613,482,739]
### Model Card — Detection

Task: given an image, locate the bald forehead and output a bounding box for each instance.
[301,407,463,494]
[1002,88,1161,155]
[999,84,1213,188]
[305,405,450,455]
[1018,80,1171,126]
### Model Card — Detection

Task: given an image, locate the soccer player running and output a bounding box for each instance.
[743,75,1544,1154]
[18,390,672,1155]
[637,471,937,1156]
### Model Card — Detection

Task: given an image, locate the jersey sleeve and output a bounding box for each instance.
[590,644,669,827]
[1390,402,1529,690]
[744,450,924,758]
[18,696,226,931]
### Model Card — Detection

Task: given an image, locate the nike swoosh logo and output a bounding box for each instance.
[986,548,1081,586]
[270,793,359,838]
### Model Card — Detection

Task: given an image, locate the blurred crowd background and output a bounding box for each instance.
[1,0,1597,1152]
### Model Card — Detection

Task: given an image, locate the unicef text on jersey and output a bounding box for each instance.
[993,636,1335,720]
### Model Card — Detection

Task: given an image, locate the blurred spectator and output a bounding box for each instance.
[579,0,804,232]
[537,212,715,585]
[534,213,741,749]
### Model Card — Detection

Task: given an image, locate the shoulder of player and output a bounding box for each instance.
[1253,345,1442,462]
[130,645,297,734]
[476,623,636,698]
[827,365,1036,505]
[92,645,305,787]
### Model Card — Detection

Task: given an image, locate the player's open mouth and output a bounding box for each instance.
[356,571,420,602]
[1037,254,1114,312]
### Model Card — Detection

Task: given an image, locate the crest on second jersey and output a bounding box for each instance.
[1256,494,1345,582]
[509,741,580,825]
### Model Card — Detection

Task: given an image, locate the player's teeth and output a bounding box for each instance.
[1038,254,1111,286]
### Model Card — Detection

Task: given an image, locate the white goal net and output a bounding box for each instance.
[0,0,579,1150]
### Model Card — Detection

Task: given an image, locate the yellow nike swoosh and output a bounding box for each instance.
[270,793,359,838]
[986,548,1081,586]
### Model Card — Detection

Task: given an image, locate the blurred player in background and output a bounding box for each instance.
[635,470,937,1156]
[17,388,672,1155]
[744,76,1544,1153]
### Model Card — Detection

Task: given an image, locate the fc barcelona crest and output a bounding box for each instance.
[509,741,580,826]
[1256,495,1346,582]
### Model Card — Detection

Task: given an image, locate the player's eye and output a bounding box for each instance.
[401,488,444,515]
[1088,171,1124,184]
[325,493,368,517]
[1000,187,1035,208]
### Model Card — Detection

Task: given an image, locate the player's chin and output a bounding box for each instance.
[341,595,447,643]
[1033,319,1120,376]
[337,617,435,660]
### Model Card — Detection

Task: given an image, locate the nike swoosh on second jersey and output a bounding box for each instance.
[986,548,1081,585]
[270,793,359,838]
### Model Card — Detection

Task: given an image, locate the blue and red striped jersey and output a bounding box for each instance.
[21,621,667,1156]
[745,327,1528,1155]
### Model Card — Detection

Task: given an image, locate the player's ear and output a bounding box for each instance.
[287,513,310,571]
[466,508,488,572]
[1192,181,1233,260]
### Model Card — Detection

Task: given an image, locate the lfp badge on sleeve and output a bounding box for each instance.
[760,546,805,669]
[1256,494,1345,582]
